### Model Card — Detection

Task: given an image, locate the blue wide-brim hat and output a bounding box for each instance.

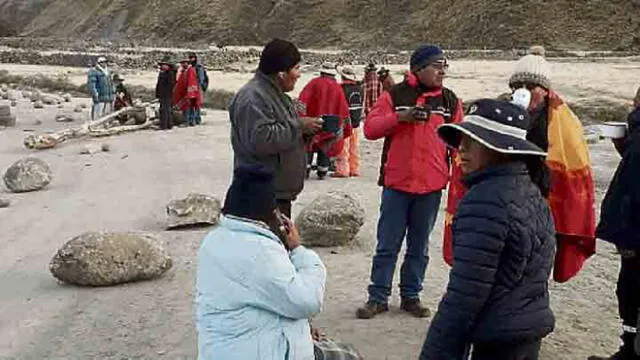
[438,99,547,157]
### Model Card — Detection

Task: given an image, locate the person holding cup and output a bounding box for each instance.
[228,39,323,218]
[298,63,351,179]
[590,87,640,360]
[356,45,464,319]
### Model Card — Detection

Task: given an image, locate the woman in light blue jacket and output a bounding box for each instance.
[196,164,326,360]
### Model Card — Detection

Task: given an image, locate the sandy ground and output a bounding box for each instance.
[2,58,640,102]
[0,58,639,359]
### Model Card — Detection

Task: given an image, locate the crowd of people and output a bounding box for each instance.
[189,38,640,360]
[86,52,209,130]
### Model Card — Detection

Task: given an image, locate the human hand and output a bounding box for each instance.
[311,327,326,341]
[300,117,323,134]
[281,216,301,250]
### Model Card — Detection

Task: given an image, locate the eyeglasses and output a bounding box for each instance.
[428,62,449,71]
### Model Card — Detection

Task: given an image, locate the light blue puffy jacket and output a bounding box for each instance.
[196,215,326,360]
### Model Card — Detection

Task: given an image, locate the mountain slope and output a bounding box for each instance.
[0,0,639,50]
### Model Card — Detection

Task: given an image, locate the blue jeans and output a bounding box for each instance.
[91,101,113,120]
[368,187,442,303]
[184,107,199,126]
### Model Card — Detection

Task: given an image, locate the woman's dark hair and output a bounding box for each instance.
[519,156,551,197]
[255,211,288,246]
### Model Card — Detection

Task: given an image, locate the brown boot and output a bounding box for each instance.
[400,298,431,318]
[355,301,388,319]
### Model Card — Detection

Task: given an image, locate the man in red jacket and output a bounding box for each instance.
[298,63,351,179]
[356,45,463,319]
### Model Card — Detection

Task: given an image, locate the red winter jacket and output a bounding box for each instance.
[298,75,351,156]
[364,77,463,194]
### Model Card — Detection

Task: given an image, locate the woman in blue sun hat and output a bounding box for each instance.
[420,99,556,360]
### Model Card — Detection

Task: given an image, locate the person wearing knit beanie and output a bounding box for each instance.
[258,38,302,76]
[509,45,551,90]
[228,39,323,218]
[222,164,278,221]
[197,166,330,360]
[356,44,463,321]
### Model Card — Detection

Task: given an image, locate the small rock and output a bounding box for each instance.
[49,232,173,286]
[21,90,32,99]
[73,106,83,113]
[79,144,102,155]
[80,103,88,109]
[166,193,221,229]
[31,90,42,102]
[34,120,43,126]
[62,93,72,102]
[101,143,111,152]
[33,100,44,109]
[0,84,8,92]
[0,91,7,100]
[57,104,64,109]
[0,198,10,208]
[7,90,21,101]
[55,114,76,123]
[10,100,17,107]
[3,157,53,193]
[295,191,365,247]
[200,109,208,116]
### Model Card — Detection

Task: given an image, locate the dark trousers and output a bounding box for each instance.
[307,150,331,176]
[471,339,541,360]
[276,199,292,218]
[617,249,640,356]
[158,98,172,130]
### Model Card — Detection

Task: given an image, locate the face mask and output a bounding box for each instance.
[511,88,532,110]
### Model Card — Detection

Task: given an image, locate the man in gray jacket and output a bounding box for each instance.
[228,39,322,217]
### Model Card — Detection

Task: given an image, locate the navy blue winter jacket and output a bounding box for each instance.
[420,163,556,359]
[596,106,640,249]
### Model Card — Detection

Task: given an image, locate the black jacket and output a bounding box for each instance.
[596,107,640,249]
[420,163,556,359]
[155,68,176,100]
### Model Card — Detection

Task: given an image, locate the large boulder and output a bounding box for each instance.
[295,191,365,247]
[49,232,172,286]
[3,157,52,193]
[166,193,221,229]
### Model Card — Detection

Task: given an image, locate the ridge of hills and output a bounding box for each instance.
[0,0,639,51]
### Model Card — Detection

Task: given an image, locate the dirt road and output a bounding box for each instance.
[0,58,636,359]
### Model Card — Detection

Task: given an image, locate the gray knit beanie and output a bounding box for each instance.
[508,46,551,90]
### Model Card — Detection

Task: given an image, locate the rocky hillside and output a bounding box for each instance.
[1,0,639,50]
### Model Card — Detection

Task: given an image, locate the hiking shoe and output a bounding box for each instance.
[355,301,388,319]
[400,298,431,318]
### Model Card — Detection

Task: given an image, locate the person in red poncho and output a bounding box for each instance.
[298,63,351,179]
[442,46,596,284]
[173,58,203,127]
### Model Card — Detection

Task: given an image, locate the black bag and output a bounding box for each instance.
[342,83,363,128]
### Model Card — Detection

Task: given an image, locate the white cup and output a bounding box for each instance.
[600,122,627,139]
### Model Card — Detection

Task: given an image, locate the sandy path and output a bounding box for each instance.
[0,59,636,359]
